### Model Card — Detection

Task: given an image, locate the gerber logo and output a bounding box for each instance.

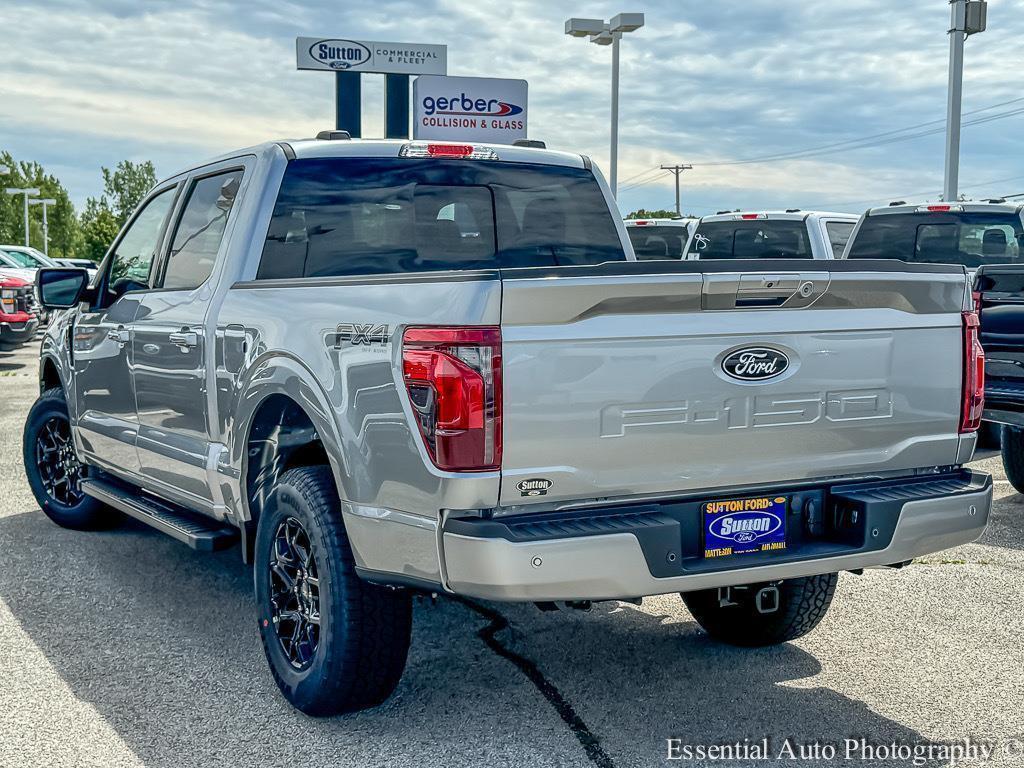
[722,347,789,381]
[709,510,783,543]
[311,40,371,70]
[422,93,524,117]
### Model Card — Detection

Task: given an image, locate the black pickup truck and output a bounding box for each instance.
[976,265,1024,490]
[844,199,1024,487]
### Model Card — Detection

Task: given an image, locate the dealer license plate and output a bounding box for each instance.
[703,495,788,559]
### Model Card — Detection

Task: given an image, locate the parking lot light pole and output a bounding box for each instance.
[944,0,987,202]
[565,13,645,197]
[5,188,41,247]
[29,198,57,256]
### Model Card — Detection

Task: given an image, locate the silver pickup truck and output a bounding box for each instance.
[25,136,992,716]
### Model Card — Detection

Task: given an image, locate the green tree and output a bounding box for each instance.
[0,150,80,258]
[625,208,688,219]
[101,160,157,227]
[79,197,121,263]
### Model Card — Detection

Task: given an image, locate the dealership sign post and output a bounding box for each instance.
[413,75,528,144]
[296,37,447,139]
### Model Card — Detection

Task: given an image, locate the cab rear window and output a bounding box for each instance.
[847,211,1024,266]
[256,158,625,279]
[686,220,813,259]
[627,224,689,260]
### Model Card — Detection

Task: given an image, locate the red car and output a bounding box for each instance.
[0,275,39,350]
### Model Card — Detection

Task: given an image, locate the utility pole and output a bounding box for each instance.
[944,0,987,202]
[660,164,692,217]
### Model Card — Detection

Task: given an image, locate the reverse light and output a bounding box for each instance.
[402,327,502,471]
[399,143,499,160]
[960,310,985,433]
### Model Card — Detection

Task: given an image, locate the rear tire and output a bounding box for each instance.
[1001,426,1024,494]
[22,388,113,530]
[681,573,838,647]
[255,465,412,716]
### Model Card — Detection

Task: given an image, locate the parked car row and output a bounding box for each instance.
[21,136,992,716]
[0,246,97,349]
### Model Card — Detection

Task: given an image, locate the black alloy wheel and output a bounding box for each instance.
[268,517,322,670]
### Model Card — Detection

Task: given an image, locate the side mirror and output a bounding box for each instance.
[36,268,90,310]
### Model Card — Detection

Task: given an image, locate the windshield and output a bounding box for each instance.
[687,219,813,259]
[627,224,689,260]
[5,247,53,267]
[847,211,1024,266]
[257,158,626,279]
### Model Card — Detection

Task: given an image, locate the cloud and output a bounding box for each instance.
[1,0,1022,213]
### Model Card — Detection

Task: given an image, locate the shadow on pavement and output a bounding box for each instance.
[0,508,953,768]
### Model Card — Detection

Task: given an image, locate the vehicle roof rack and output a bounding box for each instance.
[985,198,1006,204]
[316,130,352,141]
[785,208,801,213]
[513,139,546,149]
[888,200,906,206]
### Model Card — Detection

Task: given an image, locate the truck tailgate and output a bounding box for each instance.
[498,261,970,506]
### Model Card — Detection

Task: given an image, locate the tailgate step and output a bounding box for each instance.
[81,477,239,551]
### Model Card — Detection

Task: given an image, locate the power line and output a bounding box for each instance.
[693,97,1024,167]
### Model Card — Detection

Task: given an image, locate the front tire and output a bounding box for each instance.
[23,388,112,530]
[255,465,412,716]
[681,573,838,647]
[1001,426,1024,494]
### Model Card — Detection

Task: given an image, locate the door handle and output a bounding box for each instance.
[108,326,128,345]
[168,330,198,349]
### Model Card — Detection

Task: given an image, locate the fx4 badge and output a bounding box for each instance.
[516,478,552,497]
[334,323,390,348]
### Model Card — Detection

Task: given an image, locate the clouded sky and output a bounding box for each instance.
[2,0,1022,215]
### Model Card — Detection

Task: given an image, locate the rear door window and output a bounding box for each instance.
[847,212,1024,266]
[161,169,243,290]
[687,220,813,259]
[257,158,624,279]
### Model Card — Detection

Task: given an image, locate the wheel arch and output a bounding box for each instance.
[230,354,350,562]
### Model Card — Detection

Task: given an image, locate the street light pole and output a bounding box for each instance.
[610,33,620,194]
[943,0,987,202]
[5,188,41,247]
[29,198,57,256]
[565,13,644,198]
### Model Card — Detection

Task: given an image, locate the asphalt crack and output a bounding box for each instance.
[457,598,617,768]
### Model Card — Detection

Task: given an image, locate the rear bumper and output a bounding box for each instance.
[441,470,992,602]
[0,317,38,345]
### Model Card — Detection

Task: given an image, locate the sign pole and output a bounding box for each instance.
[385,74,410,139]
[335,72,362,136]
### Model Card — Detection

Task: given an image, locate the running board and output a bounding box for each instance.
[80,478,239,551]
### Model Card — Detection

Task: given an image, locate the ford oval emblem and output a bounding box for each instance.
[722,347,789,381]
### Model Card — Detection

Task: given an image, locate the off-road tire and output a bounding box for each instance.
[255,465,412,716]
[682,573,838,647]
[23,388,112,530]
[1002,426,1024,494]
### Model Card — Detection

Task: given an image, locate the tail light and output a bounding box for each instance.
[402,327,502,471]
[960,310,985,433]
[972,290,982,311]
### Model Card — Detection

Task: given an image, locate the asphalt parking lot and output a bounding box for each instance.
[1,338,1022,768]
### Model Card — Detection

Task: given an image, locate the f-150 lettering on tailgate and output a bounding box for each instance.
[600,389,893,438]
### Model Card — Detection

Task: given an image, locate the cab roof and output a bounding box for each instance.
[698,210,858,223]
[865,200,1024,217]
